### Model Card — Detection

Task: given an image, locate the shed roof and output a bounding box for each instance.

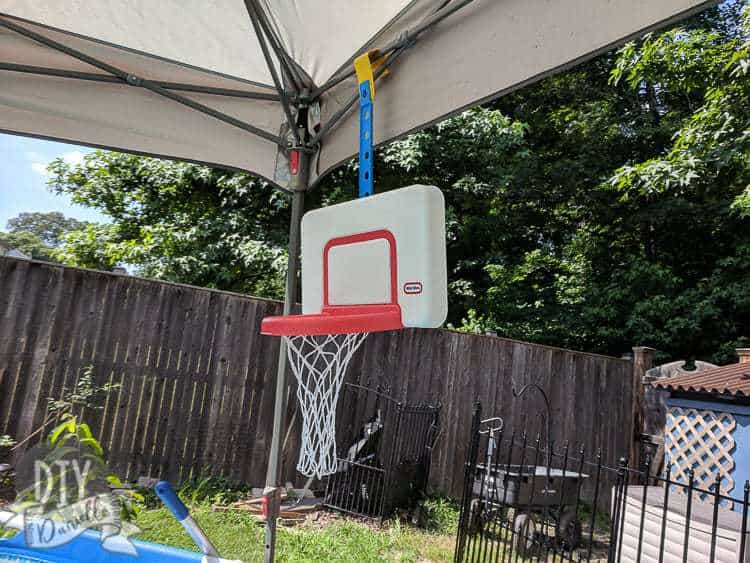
[654,363,750,398]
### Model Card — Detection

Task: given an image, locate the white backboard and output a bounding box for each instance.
[301,185,448,328]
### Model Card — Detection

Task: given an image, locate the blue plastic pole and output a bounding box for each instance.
[358,80,373,198]
[155,481,219,558]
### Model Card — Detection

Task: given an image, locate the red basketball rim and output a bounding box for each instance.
[261,304,403,336]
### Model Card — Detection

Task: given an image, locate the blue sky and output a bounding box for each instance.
[0,133,109,230]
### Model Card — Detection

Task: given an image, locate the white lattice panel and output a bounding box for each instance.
[665,407,736,501]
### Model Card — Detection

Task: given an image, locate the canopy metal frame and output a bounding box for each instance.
[0,61,282,100]
[244,0,301,144]
[0,17,284,146]
[0,0,477,157]
[312,0,475,98]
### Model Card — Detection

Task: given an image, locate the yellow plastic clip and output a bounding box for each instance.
[354,49,389,100]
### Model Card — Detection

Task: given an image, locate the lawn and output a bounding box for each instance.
[135,501,457,562]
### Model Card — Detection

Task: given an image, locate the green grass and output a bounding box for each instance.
[419,497,461,534]
[132,478,458,561]
[135,505,457,562]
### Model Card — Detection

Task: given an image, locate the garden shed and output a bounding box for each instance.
[611,351,750,562]
[655,349,750,510]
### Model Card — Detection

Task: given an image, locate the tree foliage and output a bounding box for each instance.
[0,230,56,262]
[49,154,290,297]
[2,211,88,262]
[6,211,87,246]
[477,2,750,362]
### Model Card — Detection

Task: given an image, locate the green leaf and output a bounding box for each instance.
[79,437,104,458]
[48,420,73,445]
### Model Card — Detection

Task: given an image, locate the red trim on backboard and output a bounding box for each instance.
[322,229,398,307]
[261,229,405,337]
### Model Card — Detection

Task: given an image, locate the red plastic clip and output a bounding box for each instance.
[290,150,299,176]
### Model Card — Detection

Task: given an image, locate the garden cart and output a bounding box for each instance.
[469,418,589,556]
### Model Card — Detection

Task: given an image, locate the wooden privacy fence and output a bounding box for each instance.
[0,257,636,497]
[0,257,285,485]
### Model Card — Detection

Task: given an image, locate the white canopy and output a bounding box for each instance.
[1,0,712,191]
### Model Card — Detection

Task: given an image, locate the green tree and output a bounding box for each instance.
[2,211,90,263]
[0,230,56,261]
[6,211,87,246]
[52,223,124,271]
[49,153,290,298]
[583,3,750,361]
[453,1,750,362]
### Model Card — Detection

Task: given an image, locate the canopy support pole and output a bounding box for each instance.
[264,128,309,563]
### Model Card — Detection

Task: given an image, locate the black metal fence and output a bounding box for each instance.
[455,403,750,562]
[323,383,440,520]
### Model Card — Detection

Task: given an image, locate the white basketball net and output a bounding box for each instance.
[284,332,369,478]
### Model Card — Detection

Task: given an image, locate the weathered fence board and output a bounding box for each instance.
[0,257,635,497]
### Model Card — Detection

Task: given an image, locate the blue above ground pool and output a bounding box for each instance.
[0,482,235,562]
[0,528,205,562]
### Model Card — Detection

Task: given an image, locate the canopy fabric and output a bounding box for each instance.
[0,0,714,191]
[315,0,717,182]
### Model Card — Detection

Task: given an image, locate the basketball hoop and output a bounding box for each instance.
[262,185,448,479]
[262,305,402,478]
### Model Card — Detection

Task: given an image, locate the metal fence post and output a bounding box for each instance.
[454,402,481,563]
[608,457,629,563]
[739,481,749,563]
